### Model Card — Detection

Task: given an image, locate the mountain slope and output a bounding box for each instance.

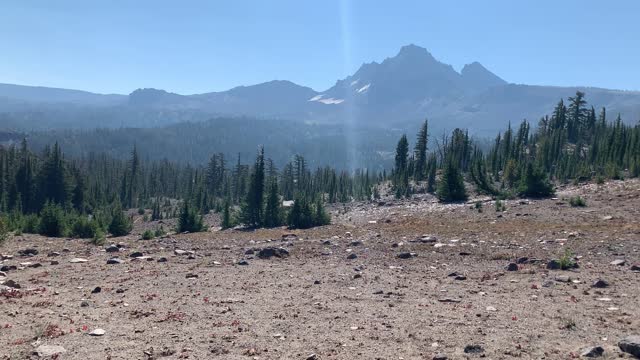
[1,44,639,133]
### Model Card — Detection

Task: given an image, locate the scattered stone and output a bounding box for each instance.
[438,297,462,303]
[454,275,467,281]
[0,271,6,277]
[0,265,16,272]
[580,346,604,358]
[28,263,42,268]
[459,251,471,256]
[306,354,318,360]
[91,287,102,294]
[245,249,255,255]
[314,280,321,285]
[486,306,497,312]
[505,263,519,271]
[350,240,363,246]
[592,279,609,288]
[433,354,448,360]
[237,260,249,266]
[106,257,123,265]
[257,247,289,259]
[517,257,529,264]
[631,264,640,272]
[157,257,168,263]
[80,300,90,307]
[105,245,120,253]
[50,260,59,265]
[610,259,626,266]
[353,273,362,279]
[89,328,105,336]
[618,336,640,357]
[185,273,198,279]
[555,275,571,283]
[129,252,144,258]
[35,345,67,357]
[69,258,88,263]
[282,233,298,241]
[18,248,38,256]
[47,252,60,257]
[347,253,358,260]
[397,252,417,259]
[4,279,20,289]
[464,345,484,354]
[174,249,188,256]
[546,260,561,270]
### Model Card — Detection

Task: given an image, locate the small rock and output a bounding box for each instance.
[4,279,20,289]
[105,245,120,253]
[555,275,571,283]
[129,252,144,258]
[28,263,42,268]
[89,328,105,336]
[237,260,249,266]
[397,252,416,259]
[619,335,640,357]
[19,248,38,256]
[505,263,519,271]
[157,257,168,263]
[353,273,362,279]
[80,300,90,307]
[0,265,17,272]
[257,247,289,259]
[438,297,462,303]
[35,345,67,357]
[486,306,497,312]
[610,259,626,266]
[306,354,318,360]
[350,241,363,246]
[69,258,88,263]
[631,264,640,271]
[546,260,561,270]
[454,275,467,281]
[464,345,484,354]
[185,273,198,279]
[580,346,604,357]
[433,354,448,360]
[0,271,6,277]
[347,253,358,260]
[592,279,609,288]
[47,252,61,257]
[174,249,188,256]
[50,260,59,265]
[91,287,102,294]
[313,280,321,285]
[106,257,123,265]
[516,257,529,264]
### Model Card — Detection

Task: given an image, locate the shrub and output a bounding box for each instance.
[71,216,99,238]
[91,228,106,246]
[154,226,166,238]
[22,214,41,234]
[220,201,235,230]
[495,199,507,212]
[437,161,468,203]
[0,217,9,244]
[39,202,67,237]
[177,201,204,233]
[141,229,154,240]
[109,205,133,237]
[286,196,330,229]
[137,207,145,215]
[559,249,576,270]
[569,196,587,207]
[518,163,554,198]
[474,201,483,212]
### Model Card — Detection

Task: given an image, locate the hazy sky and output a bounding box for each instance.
[1,0,639,94]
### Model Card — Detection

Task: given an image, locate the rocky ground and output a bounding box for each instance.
[1,180,640,359]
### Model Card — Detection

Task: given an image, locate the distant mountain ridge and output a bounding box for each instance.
[1,44,639,134]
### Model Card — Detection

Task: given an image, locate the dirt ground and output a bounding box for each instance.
[1,180,640,359]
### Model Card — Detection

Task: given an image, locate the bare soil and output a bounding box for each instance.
[1,180,640,359]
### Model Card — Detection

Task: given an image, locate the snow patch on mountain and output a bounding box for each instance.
[356,83,370,93]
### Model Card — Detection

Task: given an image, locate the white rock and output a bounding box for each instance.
[35,345,67,357]
[89,328,105,336]
[69,258,88,263]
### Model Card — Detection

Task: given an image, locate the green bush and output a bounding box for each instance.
[177,201,204,233]
[91,228,106,246]
[154,226,166,238]
[495,199,507,212]
[559,249,576,270]
[0,217,9,244]
[518,163,554,198]
[137,207,145,215]
[39,202,67,237]
[22,214,41,234]
[141,229,154,240]
[71,216,99,238]
[437,161,468,203]
[286,196,330,229]
[569,196,587,207]
[109,205,133,237]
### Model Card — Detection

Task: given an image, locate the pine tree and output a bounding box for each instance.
[109,203,133,236]
[393,134,410,197]
[263,181,282,228]
[177,200,205,233]
[436,161,467,203]
[240,147,265,227]
[518,163,554,198]
[221,199,234,229]
[414,119,428,181]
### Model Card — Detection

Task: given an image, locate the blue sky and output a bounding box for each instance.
[1,0,639,94]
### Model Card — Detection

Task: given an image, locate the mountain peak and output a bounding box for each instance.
[461,61,507,90]
[394,44,437,62]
